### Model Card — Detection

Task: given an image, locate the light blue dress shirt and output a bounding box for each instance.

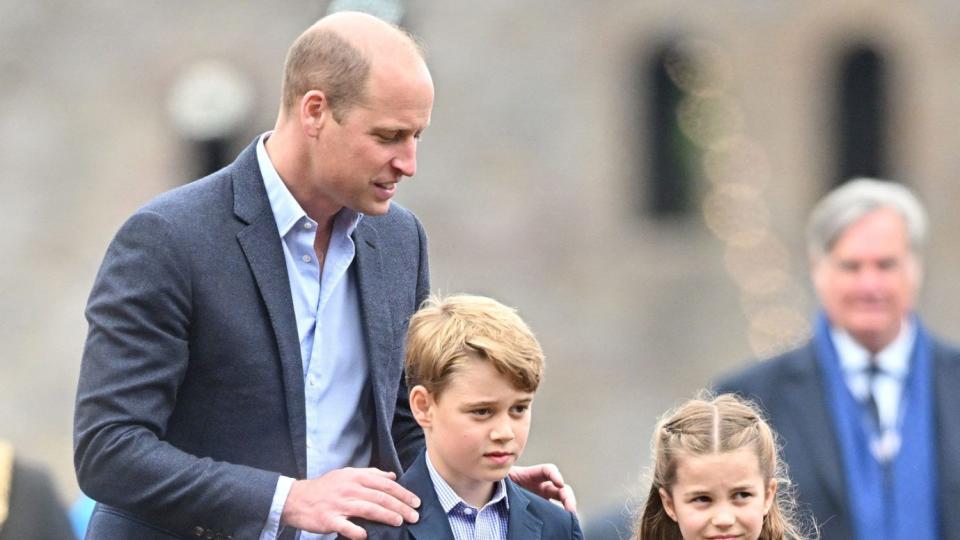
[832,318,914,462]
[425,453,510,540]
[256,133,372,540]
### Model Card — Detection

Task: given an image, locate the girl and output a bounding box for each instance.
[635,393,813,540]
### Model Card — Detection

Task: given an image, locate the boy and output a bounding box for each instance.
[359,294,582,539]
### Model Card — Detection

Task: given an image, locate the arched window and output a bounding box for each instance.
[833,44,889,187]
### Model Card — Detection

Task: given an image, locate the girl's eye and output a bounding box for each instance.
[691,496,711,504]
[734,491,754,500]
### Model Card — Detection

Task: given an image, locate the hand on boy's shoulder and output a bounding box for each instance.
[508,463,578,512]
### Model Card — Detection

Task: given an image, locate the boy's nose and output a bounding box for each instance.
[490,420,515,441]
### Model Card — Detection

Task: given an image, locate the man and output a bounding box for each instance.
[715,178,960,540]
[75,12,572,540]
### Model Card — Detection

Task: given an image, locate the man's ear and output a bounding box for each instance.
[409,385,434,429]
[299,90,329,137]
[658,487,678,522]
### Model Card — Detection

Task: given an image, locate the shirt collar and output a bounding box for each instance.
[256,131,363,238]
[424,451,509,513]
[831,318,914,380]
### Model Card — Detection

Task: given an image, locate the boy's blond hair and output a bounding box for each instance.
[404,294,544,396]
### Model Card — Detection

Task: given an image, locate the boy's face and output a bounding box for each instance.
[412,359,533,502]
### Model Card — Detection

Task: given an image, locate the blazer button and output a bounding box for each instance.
[193,526,204,537]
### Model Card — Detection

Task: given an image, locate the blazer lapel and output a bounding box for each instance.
[782,345,845,510]
[353,222,398,456]
[403,454,455,540]
[506,481,543,540]
[232,144,307,478]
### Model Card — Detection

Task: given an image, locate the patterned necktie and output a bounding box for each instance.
[863,359,883,434]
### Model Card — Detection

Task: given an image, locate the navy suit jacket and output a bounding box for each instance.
[73,140,429,539]
[358,451,582,540]
[715,335,960,540]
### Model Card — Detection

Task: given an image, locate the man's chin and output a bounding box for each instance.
[362,200,393,216]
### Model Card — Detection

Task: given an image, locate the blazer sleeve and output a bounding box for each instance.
[391,213,430,470]
[73,210,278,539]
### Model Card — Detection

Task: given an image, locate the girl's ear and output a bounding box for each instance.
[409,385,434,429]
[763,478,778,515]
[658,487,678,522]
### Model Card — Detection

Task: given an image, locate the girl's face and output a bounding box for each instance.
[659,448,776,540]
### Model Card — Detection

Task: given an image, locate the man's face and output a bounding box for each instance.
[415,360,533,502]
[813,207,920,352]
[313,59,433,216]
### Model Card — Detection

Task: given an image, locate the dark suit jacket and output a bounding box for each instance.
[715,336,960,540]
[358,451,582,540]
[73,140,429,539]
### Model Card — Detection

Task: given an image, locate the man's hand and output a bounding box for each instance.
[509,463,577,513]
[281,467,421,539]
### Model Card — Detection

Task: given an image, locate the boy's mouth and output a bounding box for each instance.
[482,451,514,465]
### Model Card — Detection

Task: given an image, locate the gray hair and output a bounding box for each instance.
[807,178,928,260]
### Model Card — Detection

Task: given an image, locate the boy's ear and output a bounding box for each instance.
[409,385,434,428]
[658,487,678,522]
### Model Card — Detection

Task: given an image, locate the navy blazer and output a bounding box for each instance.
[715,336,960,540]
[74,140,429,539]
[358,451,583,540]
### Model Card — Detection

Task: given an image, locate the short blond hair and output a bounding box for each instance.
[404,294,545,397]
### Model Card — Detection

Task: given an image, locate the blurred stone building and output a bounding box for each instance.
[3,0,960,526]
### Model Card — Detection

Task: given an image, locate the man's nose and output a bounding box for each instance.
[391,138,417,178]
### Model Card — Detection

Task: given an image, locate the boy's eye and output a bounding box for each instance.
[470,408,491,416]
[510,404,529,415]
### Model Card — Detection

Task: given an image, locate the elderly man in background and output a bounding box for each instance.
[716,178,960,540]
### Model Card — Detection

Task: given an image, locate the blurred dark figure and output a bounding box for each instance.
[716,179,960,540]
[583,505,633,540]
[0,440,75,540]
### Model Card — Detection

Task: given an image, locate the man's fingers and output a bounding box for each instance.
[330,516,368,540]
[346,498,408,527]
[558,483,577,513]
[355,470,421,510]
[538,463,565,487]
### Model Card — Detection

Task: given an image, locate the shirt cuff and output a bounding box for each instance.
[259,475,295,540]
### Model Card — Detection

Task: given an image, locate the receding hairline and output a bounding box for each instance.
[280,13,428,117]
[310,11,426,64]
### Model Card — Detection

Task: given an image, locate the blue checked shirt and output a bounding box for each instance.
[425,453,510,540]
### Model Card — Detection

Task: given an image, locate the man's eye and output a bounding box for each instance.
[376,132,400,142]
[877,258,899,271]
[838,261,859,272]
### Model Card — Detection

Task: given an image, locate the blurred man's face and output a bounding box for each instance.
[813,207,920,352]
